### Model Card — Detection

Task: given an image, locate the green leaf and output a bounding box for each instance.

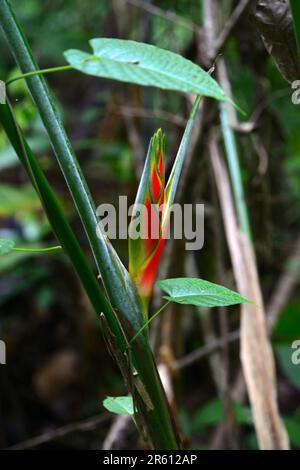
[103,396,134,416]
[64,38,227,101]
[190,399,224,432]
[234,403,253,426]
[191,397,300,449]
[163,96,201,227]
[156,277,250,307]
[0,238,15,255]
[190,398,253,433]
[284,417,300,448]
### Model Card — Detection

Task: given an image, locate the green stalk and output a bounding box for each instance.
[0,0,120,311]
[13,246,62,253]
[6,65,73,86]
[130,301,171,344]
[0,0,179,449]
[219,100,251,239]
[0,103,178,451]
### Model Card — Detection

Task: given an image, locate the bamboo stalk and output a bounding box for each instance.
[0,0,179,449]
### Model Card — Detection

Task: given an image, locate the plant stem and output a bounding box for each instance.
[130,301,171,344]
[0,0,145,337]
[13,245,62,253]
[0,1,105,278]
[0,0,179,449]
[6,65,73,86]
[220,103,251,238]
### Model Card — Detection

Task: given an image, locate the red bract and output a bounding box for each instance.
[129,97,202,312]
[129,129,166,308]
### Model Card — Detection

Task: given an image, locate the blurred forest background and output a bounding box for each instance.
[0,0,300,450]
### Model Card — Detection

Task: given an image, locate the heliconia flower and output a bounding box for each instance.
[129,97,202,312]
[129,129,166,310]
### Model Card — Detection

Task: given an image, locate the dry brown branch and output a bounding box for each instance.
[174,330,240,371]
[208,134,289,450]
[8,414,110,450]
[125,0,202,34]
[211,230,300,447]
[119,105,187,127]
[214,0,251,55]
[102,415,133,450]
[202,0,289,448]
